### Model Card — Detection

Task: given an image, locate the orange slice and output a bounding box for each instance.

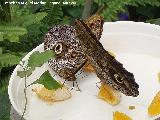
[113,111,132,120]
[98,84,121,105]
[148,91,160,117]
[32,84,71,103]
[83,61,94,72]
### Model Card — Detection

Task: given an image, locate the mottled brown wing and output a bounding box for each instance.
[74,19,139,97]
[85,15,104,40]
[44,15,104,81]
[44,25,87,81]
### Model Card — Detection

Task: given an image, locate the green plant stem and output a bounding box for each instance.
[21,68,28,120]
[82,0,94,20]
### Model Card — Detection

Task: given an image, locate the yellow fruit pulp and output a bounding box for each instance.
[148,91,160,117]
[33,87,55,102]
[32,84,71,103]
[98,84,121,105]
[83,61,95,72]
[113,111,132,120]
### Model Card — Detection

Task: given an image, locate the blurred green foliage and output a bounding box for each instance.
[0,0,160,119]
[147,18,160,25]
[0,0,159,70]
[97,0,160,21]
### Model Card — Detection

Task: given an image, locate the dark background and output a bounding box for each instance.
[0,0,160,119]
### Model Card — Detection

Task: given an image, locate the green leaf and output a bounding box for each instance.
[146,18,160,25]
[41,2,64,26]
[34,71,62,90]
[3,33,20,42]
[0,33,3,41]
[0,53,21,68]
[100,0,160,21]
[12,12,47,27]
[17,50,55,78]
[0,47,2,54]
[64,6,83,19]
[0,25,27,42]
[0,74,11,120]
[17,69,32,78]
[0,25,27,35]
[28,50,55,69]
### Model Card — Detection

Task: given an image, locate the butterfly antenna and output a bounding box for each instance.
[73,59,88,74]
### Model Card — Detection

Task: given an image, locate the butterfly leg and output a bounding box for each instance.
[62,79,67,86]
[75,81,81,92]
[70,81,75,91]
[96,81,102,89]
[70,81,81,91]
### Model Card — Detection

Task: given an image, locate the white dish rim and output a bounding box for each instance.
[8,21,160,120]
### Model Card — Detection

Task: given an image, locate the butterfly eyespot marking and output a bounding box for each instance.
[55,43,63,54]
[114,74,123,84]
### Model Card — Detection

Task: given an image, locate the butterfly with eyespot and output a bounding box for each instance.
[44,15,104,81]
[74,19,139,97]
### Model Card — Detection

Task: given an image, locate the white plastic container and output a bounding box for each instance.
[8,21,160,120]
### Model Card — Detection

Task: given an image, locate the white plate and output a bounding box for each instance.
[8,21,160,120]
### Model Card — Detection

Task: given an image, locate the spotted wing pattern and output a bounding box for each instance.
[44,15,104,81]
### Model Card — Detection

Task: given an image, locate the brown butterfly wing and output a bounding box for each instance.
[44,15,104,81]
[85,15,104,40]
[74,19,139,97]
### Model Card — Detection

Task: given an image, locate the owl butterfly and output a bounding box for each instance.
[74,19,139,97]
[44,15,104,81]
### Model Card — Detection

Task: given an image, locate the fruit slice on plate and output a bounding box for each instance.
[113,111,132,120]
[32,84,71,103]
[98,83,121,105]
[148,91,160,117]
[83,61,95,72]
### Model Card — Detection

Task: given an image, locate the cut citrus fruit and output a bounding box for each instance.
[32,84,71,103]
[148,91,160,117]
[83,61,95,72]
[113,111,132,120]
[98,84,121,105]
